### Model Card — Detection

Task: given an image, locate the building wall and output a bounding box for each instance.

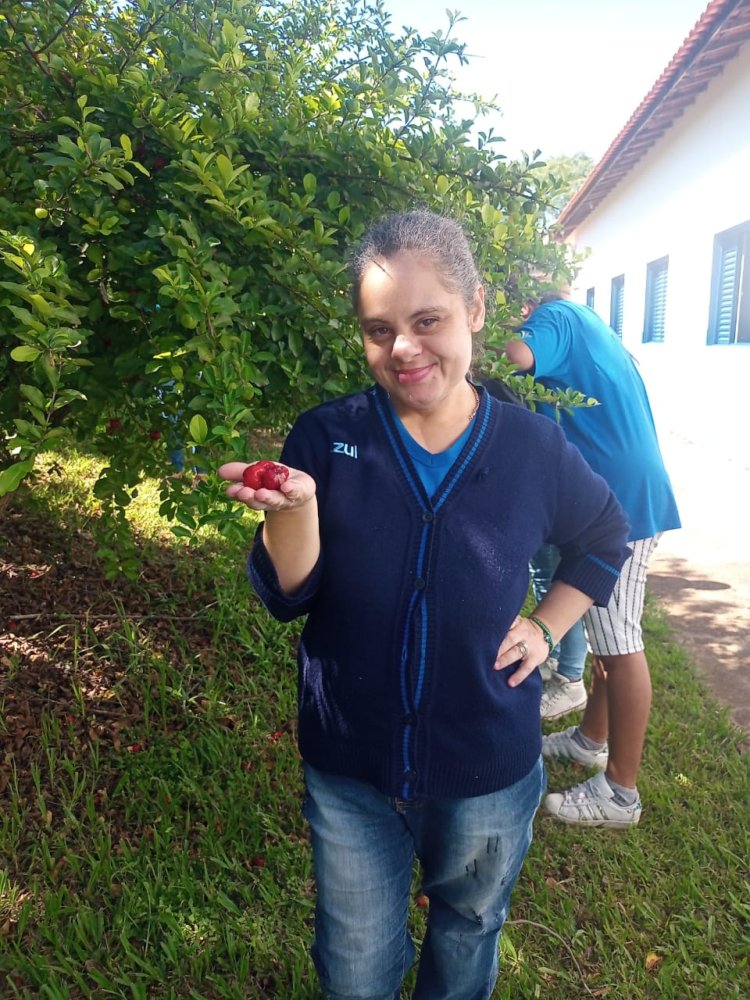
[567,41,750,465]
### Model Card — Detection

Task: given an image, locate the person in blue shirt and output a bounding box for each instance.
[219,213,631,1000]
[506,295,681,830]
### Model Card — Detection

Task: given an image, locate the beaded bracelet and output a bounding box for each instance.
[527,615,554,655]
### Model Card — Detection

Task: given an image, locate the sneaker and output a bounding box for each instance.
[538,657,559,683]
[543,771,642,828]
[540,675,588,721]
[541,725,609,770]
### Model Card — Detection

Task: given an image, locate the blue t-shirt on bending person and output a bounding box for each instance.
[520,300,681,542]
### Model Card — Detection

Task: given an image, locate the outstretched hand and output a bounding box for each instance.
[218,462,316,512]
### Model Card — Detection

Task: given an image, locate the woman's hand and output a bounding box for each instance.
[219,461,320,594]
[218,461,316,512]
[493,615,549,686]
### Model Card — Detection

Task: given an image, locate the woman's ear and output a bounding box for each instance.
[469,285,485,333]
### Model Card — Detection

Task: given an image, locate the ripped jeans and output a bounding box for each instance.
[302,757,545,1000]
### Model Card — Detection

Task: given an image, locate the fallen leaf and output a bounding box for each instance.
[645,952,662,973]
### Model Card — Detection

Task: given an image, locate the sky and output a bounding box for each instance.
[381,0,710,162]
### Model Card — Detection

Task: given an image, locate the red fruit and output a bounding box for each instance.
[242,461,289,490]
[149,429,161,440]
[107,418,122,434]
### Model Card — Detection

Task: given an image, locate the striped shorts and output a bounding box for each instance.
[584,535,661,656]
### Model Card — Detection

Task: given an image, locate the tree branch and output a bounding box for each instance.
[33,0,86,57]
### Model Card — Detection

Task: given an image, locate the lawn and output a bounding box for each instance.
[1,452,748,999]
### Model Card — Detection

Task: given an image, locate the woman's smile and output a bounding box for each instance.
[395,364,435,385]
[357,250,484,417]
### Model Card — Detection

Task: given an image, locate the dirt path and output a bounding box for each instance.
[647,430,750,740]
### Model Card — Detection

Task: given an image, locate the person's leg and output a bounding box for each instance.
[554,618,588,683]
[595,651,652,788]
[576,655,608,742]
[407,758,545,1000]
[543,537,660,827]
[302,764,415,1000]
[530,543,557,607]
[531,544,587,684]
[533,543,589,718]
[540,618,589,719]
[582,536,659,786]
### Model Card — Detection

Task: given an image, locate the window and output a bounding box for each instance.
[610,274,625,337]
[707,222,750,344]
[586,287,595,308]
[643,256,669,343]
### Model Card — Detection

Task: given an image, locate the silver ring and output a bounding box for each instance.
[517,640,528,658]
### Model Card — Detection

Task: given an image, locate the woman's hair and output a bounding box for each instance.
[349,210,483,311]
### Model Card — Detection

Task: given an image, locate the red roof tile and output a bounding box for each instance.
[556,0,750,236]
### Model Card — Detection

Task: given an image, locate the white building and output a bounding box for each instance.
[558,0,750,465]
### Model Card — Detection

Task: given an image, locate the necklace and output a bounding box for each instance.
[468,382,480,422]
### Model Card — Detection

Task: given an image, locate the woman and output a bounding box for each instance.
[219,211,631,1000]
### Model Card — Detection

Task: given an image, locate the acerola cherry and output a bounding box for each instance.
[107,418,122,434]
[149,429,161,440]
[242,461,289,491]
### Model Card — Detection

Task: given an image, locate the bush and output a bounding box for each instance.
[0,0,574,556]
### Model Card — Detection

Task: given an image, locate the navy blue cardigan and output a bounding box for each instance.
[249,385,631,800]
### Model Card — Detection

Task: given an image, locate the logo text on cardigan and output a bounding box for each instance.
[332,442,358,459]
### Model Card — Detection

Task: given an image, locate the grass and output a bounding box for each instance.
[1,451,748,999]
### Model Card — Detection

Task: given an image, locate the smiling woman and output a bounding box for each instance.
[352,214,485,451]
[218,209,631,1000]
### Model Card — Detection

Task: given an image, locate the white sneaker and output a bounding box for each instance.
[540,675,588,721]
[538,657,559,683]
[541,725,609,769]
[543,771,642,829]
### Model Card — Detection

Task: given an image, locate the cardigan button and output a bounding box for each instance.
[414,577,426,590]
[422,511,435,522]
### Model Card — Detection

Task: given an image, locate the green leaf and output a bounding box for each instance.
[29,293,52,318]
[216,154,234,186]
[303,173,317,196]
[120,134,133,159]
[189,414,208,444]
[20,384,46,408]
[99,172,124,191]
[0,461,35,497]
[11,346,42,362]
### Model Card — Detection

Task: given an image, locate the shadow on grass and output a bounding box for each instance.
[2,482,749,999]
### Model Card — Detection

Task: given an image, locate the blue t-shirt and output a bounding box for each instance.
[391,399,475,498]
[521,300,680,541]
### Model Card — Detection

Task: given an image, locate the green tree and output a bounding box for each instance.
[530,151,595,220]
[0,0,575,566]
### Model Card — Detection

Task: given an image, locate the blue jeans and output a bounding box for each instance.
[302,757,546,1000]
[530,544,588,681]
